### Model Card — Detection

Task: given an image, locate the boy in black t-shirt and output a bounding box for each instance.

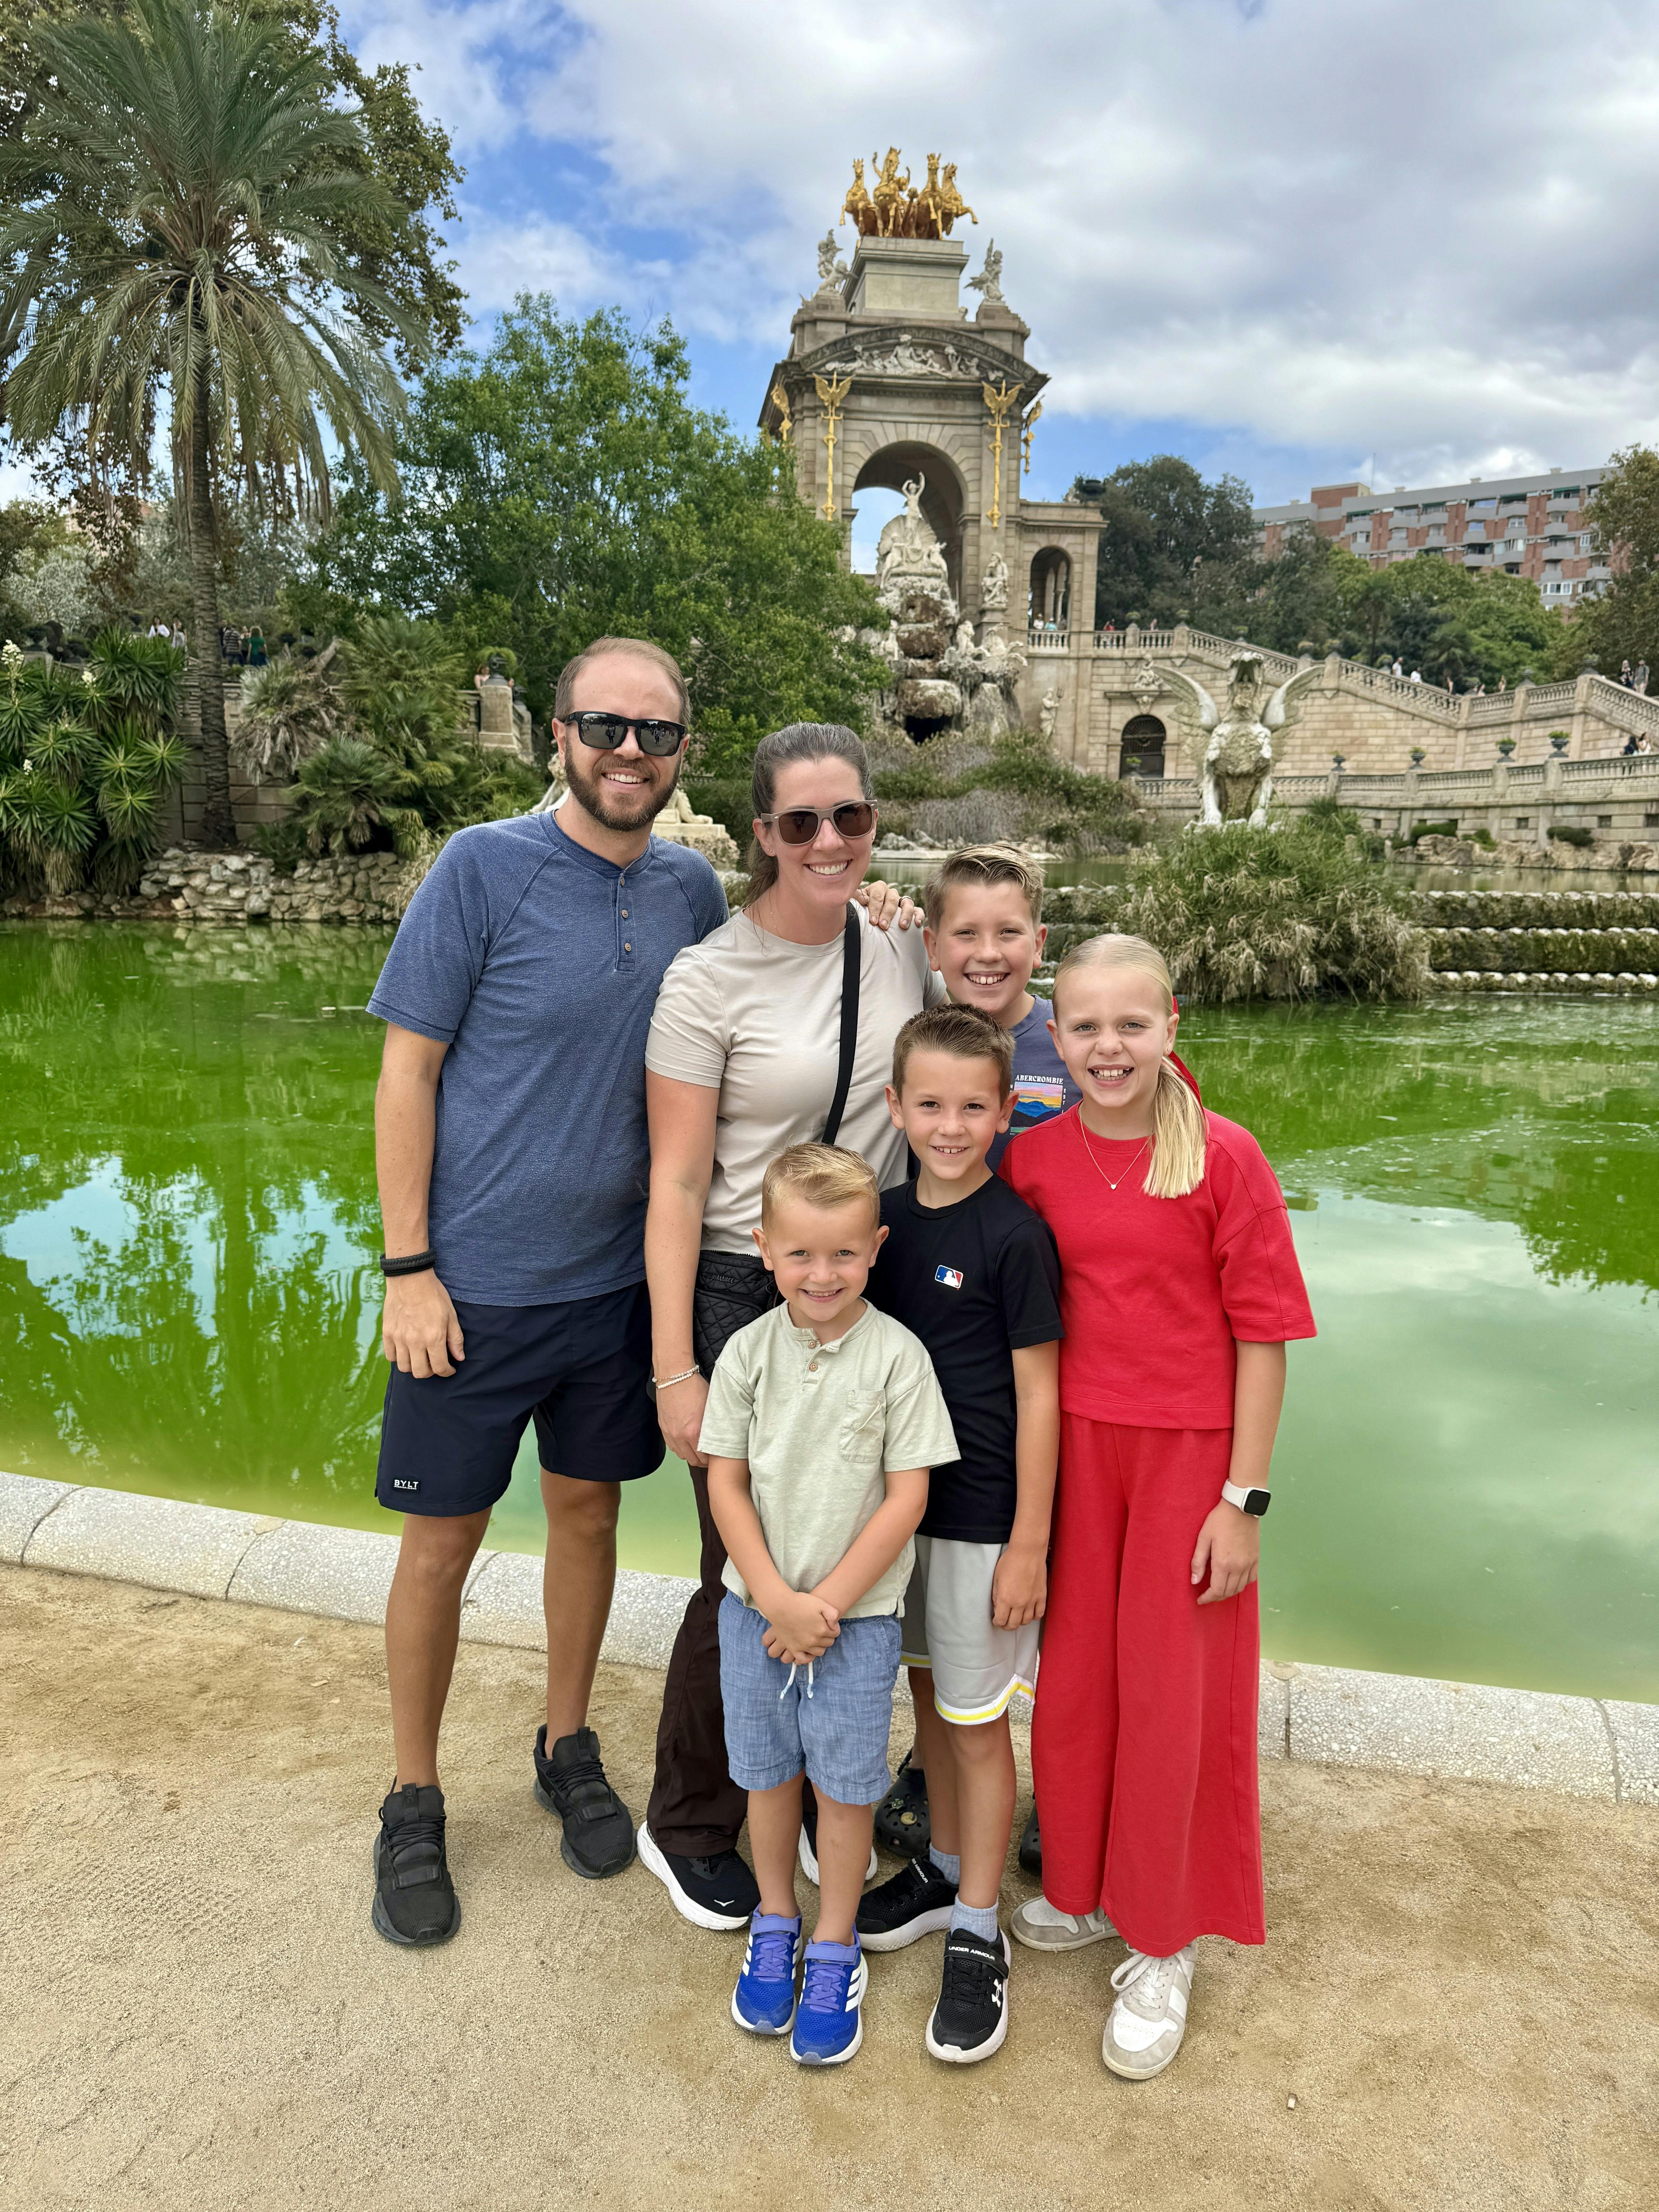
[858,1004,1063,2064]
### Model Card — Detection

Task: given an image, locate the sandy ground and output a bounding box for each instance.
[2,1564,1656,2212]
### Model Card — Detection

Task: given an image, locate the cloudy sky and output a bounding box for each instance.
[13,0,1656,520]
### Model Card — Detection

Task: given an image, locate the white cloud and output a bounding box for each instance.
[343,0,1659,493]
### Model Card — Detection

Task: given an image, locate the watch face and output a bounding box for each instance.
[1244,1488,1271,1517]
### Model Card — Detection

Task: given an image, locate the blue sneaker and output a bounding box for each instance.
[731,1912,802,2037]
[789,1938,867,2066]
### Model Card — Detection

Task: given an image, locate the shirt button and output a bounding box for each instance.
[620,909,629,918]
[623,942,632,952]
[808,1361,819,1372]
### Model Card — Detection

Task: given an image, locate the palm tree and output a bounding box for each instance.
[0,0,424,845]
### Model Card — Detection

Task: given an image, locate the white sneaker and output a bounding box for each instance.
[1102,1944,1196,2079]
[1009,1895,1114,1951]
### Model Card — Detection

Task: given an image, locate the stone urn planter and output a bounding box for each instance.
[1496,737,1518,758]
[1409,747,1427,766]
[1549,731,1570,754]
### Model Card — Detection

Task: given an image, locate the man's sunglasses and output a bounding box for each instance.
[561,710,686,758]
[757,801,877,845]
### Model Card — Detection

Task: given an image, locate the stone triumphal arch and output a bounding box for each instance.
[758,156,1659,822]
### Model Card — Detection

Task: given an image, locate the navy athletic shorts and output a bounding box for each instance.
[375,1281,665,1518]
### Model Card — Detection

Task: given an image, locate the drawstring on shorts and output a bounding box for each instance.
[780,1660,816,1701]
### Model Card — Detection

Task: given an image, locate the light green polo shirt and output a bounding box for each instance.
[700,1299,958,1620]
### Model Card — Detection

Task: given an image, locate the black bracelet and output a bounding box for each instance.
[380,1249,436,1277]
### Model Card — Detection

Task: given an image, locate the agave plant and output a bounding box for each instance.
[0,630,186,896]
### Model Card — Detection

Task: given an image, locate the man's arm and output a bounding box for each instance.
[645,1071,720,1465]
[376,1023,465,1378]
[992,1339,1060,1630]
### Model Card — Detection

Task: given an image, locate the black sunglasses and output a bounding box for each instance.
[757,800,877,845]
[561,710,686,758]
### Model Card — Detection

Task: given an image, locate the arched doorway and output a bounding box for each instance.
[1118,714,1166,778]
[851,442,966,603]
[1028,549,1071,634]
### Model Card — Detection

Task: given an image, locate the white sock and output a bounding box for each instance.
[929,1844,961,1885]
[951,1899,1001,1943]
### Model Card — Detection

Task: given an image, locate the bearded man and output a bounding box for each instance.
[364,637,726,1946]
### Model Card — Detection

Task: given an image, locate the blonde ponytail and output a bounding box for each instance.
[1051,931,1207,1199]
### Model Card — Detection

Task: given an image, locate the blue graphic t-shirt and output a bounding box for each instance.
[988,999,1082,1170]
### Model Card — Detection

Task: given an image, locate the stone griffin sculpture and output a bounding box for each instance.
[1156,649,1319,826]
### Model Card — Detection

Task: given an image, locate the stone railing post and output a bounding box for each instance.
[1171,623,1190,654]
[1125,621,1140,649]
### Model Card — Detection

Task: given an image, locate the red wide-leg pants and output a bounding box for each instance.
[1032,1415,1265,1957]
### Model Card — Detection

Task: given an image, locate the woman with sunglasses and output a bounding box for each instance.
[637,721,943,1931]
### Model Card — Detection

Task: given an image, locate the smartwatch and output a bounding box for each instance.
[1222,1480,1271,1517]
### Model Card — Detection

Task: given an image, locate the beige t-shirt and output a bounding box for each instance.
[699,1299,959,1619]
[646,905,943,1254]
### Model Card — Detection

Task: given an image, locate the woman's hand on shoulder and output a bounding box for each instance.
[854,879,923,932]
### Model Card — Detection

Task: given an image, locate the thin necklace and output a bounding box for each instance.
[1077,1118,1151,1192]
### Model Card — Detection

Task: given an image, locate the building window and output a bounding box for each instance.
[1597,814,1612,828]
[1515,816,1531,828]
[1645,812,1659,828]
[1372,816,1384,830]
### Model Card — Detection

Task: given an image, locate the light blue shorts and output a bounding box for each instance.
[718,1592,902,1808]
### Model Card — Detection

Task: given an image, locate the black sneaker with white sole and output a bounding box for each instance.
[372,1781,461,1947]
[637,1822,759,1930]
[1018,1805,1042,1878]
[855,1854,957,1952]
[925,1927,1010,2064]
[533,1725,637,1879]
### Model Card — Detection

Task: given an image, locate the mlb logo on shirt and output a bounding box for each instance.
[934,1265,964,1289]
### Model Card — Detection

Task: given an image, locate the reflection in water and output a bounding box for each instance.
[2,927,1656,1697]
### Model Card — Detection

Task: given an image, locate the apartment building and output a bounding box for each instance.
[1253,467,1612,603]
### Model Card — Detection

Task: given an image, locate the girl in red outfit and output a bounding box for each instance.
[1000,933,1315,2080]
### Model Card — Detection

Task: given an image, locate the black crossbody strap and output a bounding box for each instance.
[821,904,862,1146]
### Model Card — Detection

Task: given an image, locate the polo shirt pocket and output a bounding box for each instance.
[838,1389,886,1465]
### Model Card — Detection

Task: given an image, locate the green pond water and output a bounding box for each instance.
[2,921,1656,1702]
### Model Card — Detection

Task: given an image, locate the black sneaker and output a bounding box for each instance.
[372,1781,461,1947]
[1018,1805,1041,1878]
[925,1927,1010,2064]
[637,1822,759,1930]
[874,1750,930,1859]
[797,1783,878,1887]
[855,1853,957,1953]
[533,1725,637,1879]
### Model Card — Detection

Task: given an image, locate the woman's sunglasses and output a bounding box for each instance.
[562,710,687,758]
[757,801,877,845]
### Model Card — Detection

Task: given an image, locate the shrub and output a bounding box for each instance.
[1122,822,1427,1001]
[232,646,342,781]
[0,632,187,895]
[1408,818,1458,844]
[1548,823,1594,848]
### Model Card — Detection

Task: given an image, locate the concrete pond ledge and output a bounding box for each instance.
[4,1472,1652,1807]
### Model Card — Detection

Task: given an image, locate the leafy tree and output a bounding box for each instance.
[308,297,885,771]
[254,612,540,860]
[1562,445,1659,676]
[0,0,435,845]
[1079,456,1255,629]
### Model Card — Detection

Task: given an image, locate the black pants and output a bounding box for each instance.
[646,1253,778,1856]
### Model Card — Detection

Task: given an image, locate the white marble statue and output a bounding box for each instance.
[980,552,1009,611]
[967,240,1005,306]
[1039,686,1061,740]
[1154,647,1320,826]
[874,474,953,612]
[816,231,850,290]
